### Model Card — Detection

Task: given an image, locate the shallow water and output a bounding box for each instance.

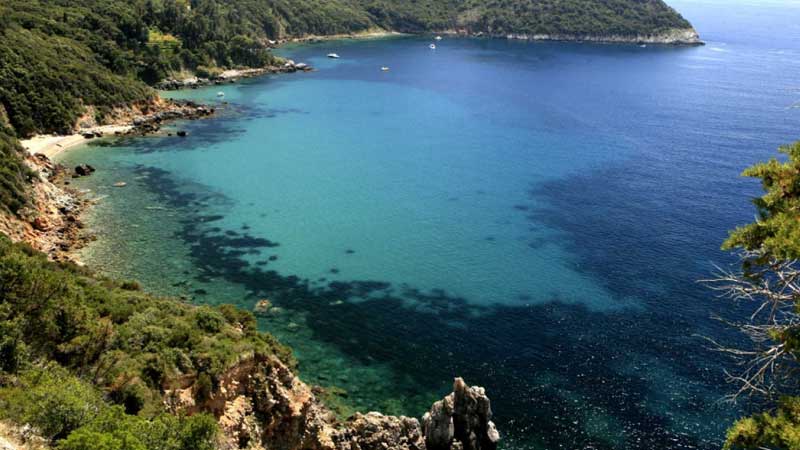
[59,0,800,447]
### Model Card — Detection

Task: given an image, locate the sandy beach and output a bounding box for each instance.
[20,125,133,159]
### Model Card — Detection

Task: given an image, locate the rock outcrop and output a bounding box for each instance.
[165,354,498,450]
[128,100,214,135]
[422,378,499,450]
[0,422,48,450]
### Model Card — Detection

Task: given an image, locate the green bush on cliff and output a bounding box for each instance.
[1,365,104,441]
[725,397,800,450]
[0,234,294,446]
[58,406,218,450]
[0,365,218,450]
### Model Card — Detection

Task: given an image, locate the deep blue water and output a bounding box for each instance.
[59,0,800,448]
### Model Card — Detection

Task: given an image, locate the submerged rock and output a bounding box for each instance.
[253,299,272,315]
[73,164,95,177]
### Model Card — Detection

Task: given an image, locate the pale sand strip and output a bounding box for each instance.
[20,125,133,160]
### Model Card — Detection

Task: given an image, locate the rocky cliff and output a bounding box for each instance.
[166,353,498,450]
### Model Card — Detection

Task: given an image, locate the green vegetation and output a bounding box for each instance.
[0,234,293,448]
[717,141,800,449]
[725,397,800,450]
[0,126,34,216]
[0,1,155,137]
[2,366,218,450]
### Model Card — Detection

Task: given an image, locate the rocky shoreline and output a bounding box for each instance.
[0,152,89,262]
[156,61,313,91]
[6,97,220,262]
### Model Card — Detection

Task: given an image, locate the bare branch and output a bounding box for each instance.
[701,252,800,401]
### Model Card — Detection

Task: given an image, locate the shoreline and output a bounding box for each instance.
[20,125,133,159]
[16,26,702,258]
[20,99,215,161]
[434,26,703,46]
[284,29,406,44]
[6,99,215,261]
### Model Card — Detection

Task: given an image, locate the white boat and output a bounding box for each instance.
[639,44,647,48]
[435,36,443,41]
[216,91,225,97]
[429,43,436,49]
[327,53,340,58]
[381,66,390,71]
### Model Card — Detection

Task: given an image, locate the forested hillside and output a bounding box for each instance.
[456,0,692,37]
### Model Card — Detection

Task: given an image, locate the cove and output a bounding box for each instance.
[58,0,800,447]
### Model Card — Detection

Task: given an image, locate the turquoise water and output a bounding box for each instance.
[59,0,800,448]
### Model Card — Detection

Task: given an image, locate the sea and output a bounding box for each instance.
[58,0,800,447]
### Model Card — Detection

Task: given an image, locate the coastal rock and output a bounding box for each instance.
[164,353,498,450]
[422,378,499,450]
[422,396,454,448]
[0,152,89,262]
